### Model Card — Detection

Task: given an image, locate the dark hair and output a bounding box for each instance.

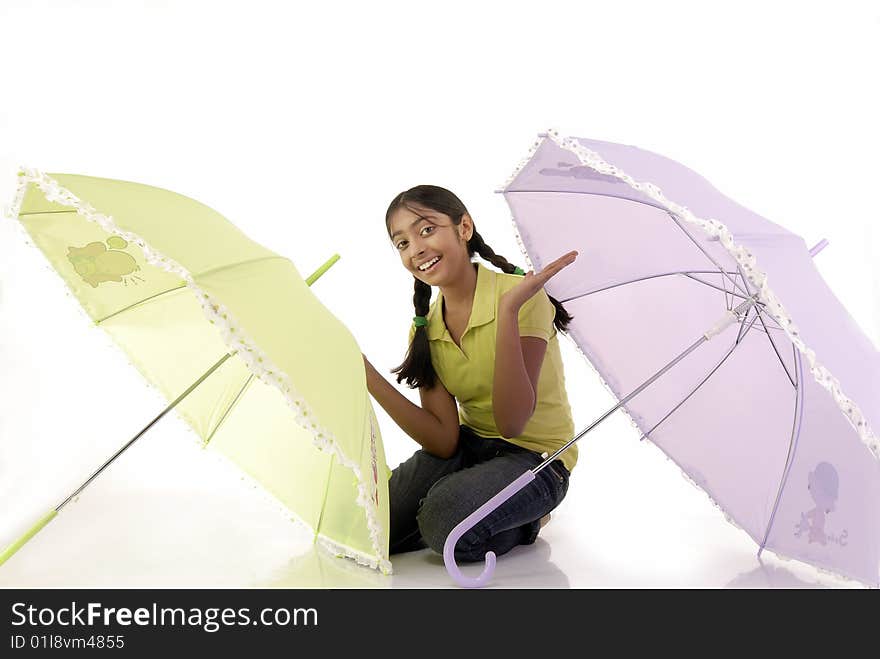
[385,184,573,389]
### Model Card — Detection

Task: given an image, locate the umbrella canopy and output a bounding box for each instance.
[2,169,391,574]
[497,129,880,587]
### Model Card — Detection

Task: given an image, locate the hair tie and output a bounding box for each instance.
[413,315,428,327]
[513,266,525,275]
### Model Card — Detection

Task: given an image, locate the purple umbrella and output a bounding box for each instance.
[444,128,880,588]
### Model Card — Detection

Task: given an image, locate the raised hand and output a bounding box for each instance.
[500,250,578,312]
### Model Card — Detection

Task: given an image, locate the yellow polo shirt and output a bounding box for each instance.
[408,261,577,473]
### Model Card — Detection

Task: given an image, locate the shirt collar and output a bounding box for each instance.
[426,261,497,341]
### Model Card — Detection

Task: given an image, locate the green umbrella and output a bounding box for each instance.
[0,169,391,575]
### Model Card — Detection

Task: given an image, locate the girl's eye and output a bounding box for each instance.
[396,226,434,250]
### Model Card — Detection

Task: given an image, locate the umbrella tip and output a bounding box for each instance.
[808,239,829,258]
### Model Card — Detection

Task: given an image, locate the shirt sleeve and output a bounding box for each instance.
[408,322,416,344]
[517,289,556,342]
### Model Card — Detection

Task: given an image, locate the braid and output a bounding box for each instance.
[469,230,518,274]
[391,276,437,389]
[468,230,574,333]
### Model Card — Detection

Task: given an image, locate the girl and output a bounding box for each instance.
[362,184,578,563]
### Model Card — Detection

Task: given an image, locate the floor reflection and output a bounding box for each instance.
[258,546,391,588]
[389,538,570,588]
[725,557,836,589]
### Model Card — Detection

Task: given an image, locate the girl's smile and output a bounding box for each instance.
[417,255,442,273]
[388,203,473,290]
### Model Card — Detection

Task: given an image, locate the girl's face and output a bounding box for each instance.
[388,204,472,286]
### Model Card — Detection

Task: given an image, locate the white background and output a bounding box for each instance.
[0,0,877,588]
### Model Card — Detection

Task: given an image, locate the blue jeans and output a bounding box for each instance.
[389,424,570,562]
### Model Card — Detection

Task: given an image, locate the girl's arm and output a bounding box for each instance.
[492,251,576,437]
[363,355,460,458]
[492,299,547,438]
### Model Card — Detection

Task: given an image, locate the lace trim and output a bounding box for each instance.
[759,545,874,588]
[4,168,392,575]
[496,133,548,193]
[501,130,879,463]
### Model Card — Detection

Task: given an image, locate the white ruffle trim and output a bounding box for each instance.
[759,545,873,588]
[4,168,392,576]
[496,133,548,194]
[501,129,879,463]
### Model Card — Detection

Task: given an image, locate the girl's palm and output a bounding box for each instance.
[502,250,578,310]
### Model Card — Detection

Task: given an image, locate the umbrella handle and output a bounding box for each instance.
[443,470,535,588]
[0,508,58,567]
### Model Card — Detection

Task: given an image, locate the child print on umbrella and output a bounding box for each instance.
[794,461,849,547]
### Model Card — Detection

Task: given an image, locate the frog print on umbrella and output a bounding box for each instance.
[66,236,145,288]
[794,461,849,547]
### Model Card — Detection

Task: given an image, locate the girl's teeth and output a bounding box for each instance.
[420,257,441,271]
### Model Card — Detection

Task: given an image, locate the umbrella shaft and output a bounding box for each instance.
[535,297,758,473]
[535,335,707,472]
[55,351,236,512]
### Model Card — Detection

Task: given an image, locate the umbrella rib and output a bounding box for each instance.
[505,190,745,296]
[638,311,761,441]
[663,211,750,297]
[204,372,255,446]
[752,306,798,388]
[193,255,289,280]
[758,343,805,554]
[736,265,797,387]
[559,271,682,301]
[16,210,79,216]
[717,267,732,310]
[559,270,756,305]
[502,188,673,214]
[313,452,336,541]
[94,283,188,324]
[741,314,784,332]
[681,273,754,303]
[735,307,755,344]
[93,257,290,325]
[724,271,733,310]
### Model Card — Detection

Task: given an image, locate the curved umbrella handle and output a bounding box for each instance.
[443,469,535,588]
